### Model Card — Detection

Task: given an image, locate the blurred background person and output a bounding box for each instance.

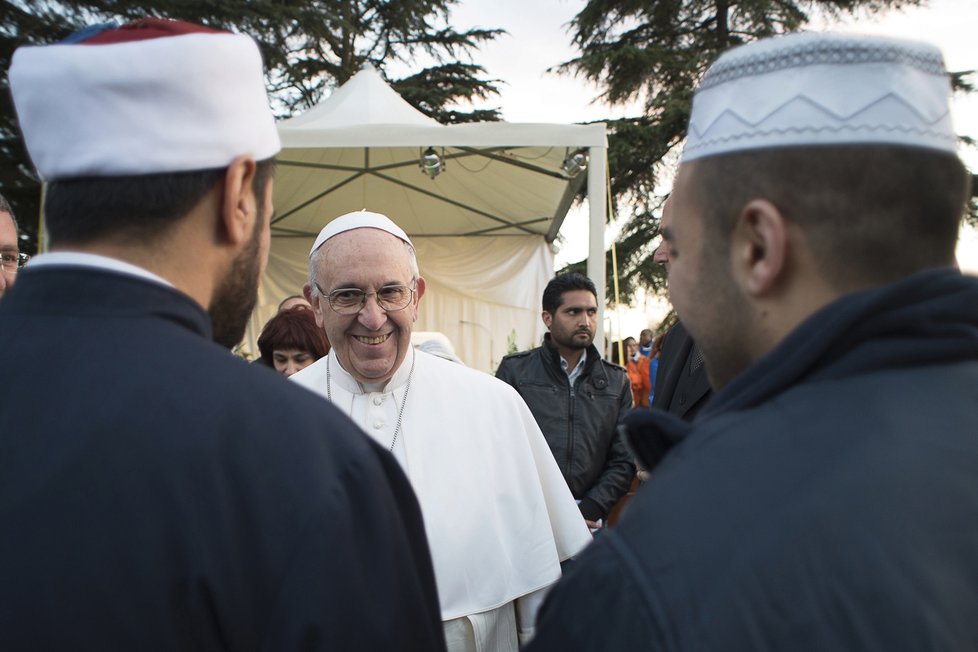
[637,328,654,357]
[0,192,28,301]
[623,336,651,408]
[647,332,665,405]
[277,293,311,312]
[609,336,651,408]
[257,306,330,376]
[650,199,713,420]
[416,332,464,365]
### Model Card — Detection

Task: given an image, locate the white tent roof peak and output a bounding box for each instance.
[279,62,440,130]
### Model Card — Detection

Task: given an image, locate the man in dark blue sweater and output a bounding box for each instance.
[528,32,978,651]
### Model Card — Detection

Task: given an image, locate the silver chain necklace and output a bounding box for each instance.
[326,353,416,452]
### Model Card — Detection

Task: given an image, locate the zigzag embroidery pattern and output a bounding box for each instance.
[685,123,957,156]
[687,92,954,153]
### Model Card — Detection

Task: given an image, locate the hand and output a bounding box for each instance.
[585,519,603,530]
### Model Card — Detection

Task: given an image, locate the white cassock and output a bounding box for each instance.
[292,347,592,651]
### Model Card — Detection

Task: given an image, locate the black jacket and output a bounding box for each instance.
[527,268,978,651]
[496,335,635,521]
[0,266,445,651]
[651,321,712,420]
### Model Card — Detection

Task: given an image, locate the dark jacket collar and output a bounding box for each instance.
[627,268,978,472]
[541,333,609,389]
[704,267,978,417]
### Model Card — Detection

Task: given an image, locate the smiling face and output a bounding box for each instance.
[309,228,424,385]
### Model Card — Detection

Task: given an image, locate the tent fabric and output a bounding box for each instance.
[242,64,606,372]
[416,236,554,372]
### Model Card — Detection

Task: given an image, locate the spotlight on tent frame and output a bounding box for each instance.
[561,150,588,177]
[420,147,444,179]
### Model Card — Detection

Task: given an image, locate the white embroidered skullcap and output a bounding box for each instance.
[9,19,281,181]
[681,32,957,163]
[310,210,413,258]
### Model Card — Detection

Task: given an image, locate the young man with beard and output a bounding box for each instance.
[496,273,635,531]
[526,33,978,651]
[0,19,444,650]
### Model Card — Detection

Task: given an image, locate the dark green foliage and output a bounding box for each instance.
[558,0,978,301]
[392,62,501,123]
[0,0,502,252]
[951,71,978,229]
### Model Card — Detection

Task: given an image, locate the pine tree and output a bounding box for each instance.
[0,0,503,251]
[557,0,975,300]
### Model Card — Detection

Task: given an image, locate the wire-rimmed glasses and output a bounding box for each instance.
[0,251,30,274]
[315,281,416,315]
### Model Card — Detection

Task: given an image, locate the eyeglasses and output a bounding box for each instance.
[0,252,30,273]
[315,281,416,315]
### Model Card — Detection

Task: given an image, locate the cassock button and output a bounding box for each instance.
[372,396,384,406]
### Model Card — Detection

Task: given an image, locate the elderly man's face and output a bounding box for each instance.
[0,211,19,299]
[666,164,751,389]
[311,228,424,385]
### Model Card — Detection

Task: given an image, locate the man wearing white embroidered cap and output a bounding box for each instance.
[292,209,592,651]
[528,32,978,651]
[0,19,445,651]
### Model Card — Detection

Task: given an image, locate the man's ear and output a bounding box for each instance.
[409,277,426,323]
[220,155,258,246]
[541,310,553,330]
[730,199,788,297]
[304,281,325,329]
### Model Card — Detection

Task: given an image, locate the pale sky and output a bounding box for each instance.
[451,0,978,278]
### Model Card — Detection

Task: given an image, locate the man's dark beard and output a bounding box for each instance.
[210,217,263,349]
[558,330,593,350]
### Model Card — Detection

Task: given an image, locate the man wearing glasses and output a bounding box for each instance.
[292,210,592,652]
[0,193,29,300]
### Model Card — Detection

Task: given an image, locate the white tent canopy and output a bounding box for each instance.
[244,64,608,372]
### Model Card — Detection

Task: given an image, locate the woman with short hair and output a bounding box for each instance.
[257,306,330,377]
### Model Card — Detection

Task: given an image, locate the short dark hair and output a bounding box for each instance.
[0,192,17,232]
[687,145,969,291]
[610,340,626,365]
[44,158,276,246]
[257,306,330,367]
[542,272,597,314]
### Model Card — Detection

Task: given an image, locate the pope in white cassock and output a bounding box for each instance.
[291,211,592,651]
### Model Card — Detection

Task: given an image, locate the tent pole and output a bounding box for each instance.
[586,145,607,358]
